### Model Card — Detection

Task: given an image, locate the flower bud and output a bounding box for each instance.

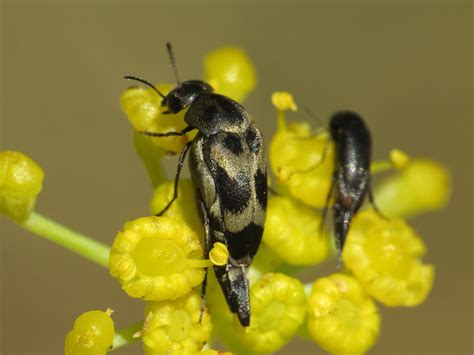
[209,242,229,266]
[120,83,191,154]
[271,92,298,112]
[343,210,435,306]
[142,292,212,355]
[195,350,232,355]
[269,115,334,208]
[307,273,380,355]
[263,195,330,265]
[0,151,44,221]
[204,47,256,102]
[234,273,306,353]
[64,309,115,355]
[374,159,451,218]
[150,179,202,237]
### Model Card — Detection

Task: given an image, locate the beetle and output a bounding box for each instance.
[124,43,267,327]
[320,111,384,263]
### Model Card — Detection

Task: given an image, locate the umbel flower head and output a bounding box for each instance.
[0,44,442,355]
[114,51,450,354]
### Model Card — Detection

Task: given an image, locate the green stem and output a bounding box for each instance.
[20,212,110,268]
[112,321,142,350]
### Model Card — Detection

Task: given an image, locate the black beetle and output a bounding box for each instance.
[125,43,267,327]
[319,111,384,262]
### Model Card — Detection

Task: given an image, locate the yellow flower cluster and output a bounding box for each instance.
[1,45,450,355]
[267,92,450,354]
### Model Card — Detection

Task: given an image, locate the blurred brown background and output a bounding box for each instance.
[1,2,472,354]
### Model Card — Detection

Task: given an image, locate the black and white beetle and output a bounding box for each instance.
[319,111,384,261]
[125,43,267,327]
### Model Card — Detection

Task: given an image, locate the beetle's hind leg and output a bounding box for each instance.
[155,141,192,216]
[368,188,390,221]
[139,125,194,138]
[319,175,335,236]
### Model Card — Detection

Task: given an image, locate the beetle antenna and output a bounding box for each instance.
[166,42,181,84]
[302,106,329,131]
[123,75,166,99]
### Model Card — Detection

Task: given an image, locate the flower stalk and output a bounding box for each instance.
[20,211,110,268]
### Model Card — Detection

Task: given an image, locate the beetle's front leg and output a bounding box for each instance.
[155,141,192,216]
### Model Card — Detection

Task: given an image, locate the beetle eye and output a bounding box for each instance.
[166,95,182,114]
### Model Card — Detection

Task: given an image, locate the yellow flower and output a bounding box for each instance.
[120,83,192,154]
[374,159,451,218]
[64,309,115,355]
[343,210,434,306]
[0,151,44,221]
[269,107,334,208]
[271,92,298,112]
[234,273,306,353]
[109,216,205,301]
[141,291,212,355]
[150,179,203,237]
[209,242,229,266]
[263,195,330,265]
[204,46,256,102]
[195,350,232,355]
[390,148,410,169]
[307,273,380,355]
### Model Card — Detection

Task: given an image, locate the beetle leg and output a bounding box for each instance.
[156,141,192,216]
[368,187,390,221]
[319,174,335,235]
[197,193,211,324]
[139,125,194,137]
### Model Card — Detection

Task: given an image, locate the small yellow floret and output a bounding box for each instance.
[120,83,190,154]
[374,159,451,218]
[204,46,256,102]
[271,92,298,112]
[64,310,115,355]
[195,350,232,355]
[0,151,44,221]
[270,118,334,207]
[343,210,435,306]
[234,273,306,353]
[263,196,329,265]
[150,179,203,237]
[209,242,229,266]
[142,292,212,355]
[390,148,410,169]
[109,216,205,301]
[307,273,380,355]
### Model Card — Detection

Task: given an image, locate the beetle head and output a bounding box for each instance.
[329,111,365,138]
[162,80,214,114]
